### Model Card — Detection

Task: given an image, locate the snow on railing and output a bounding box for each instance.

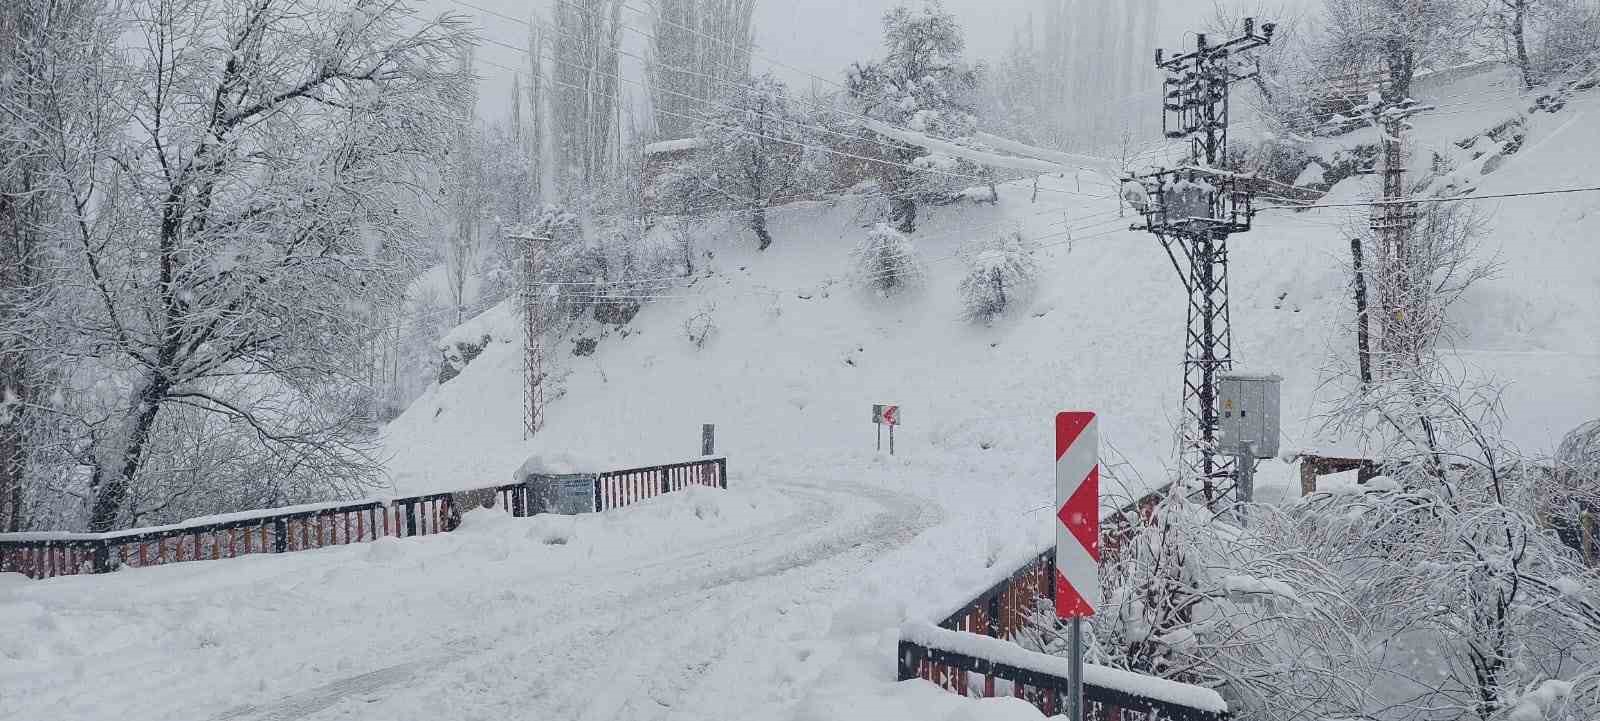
[899,478,1231,720]
[899,621,1229,720]
[0,457,728,580]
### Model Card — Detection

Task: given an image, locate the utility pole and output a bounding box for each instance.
[509,230,554,439]
[1128,18,1274,502]
[1364,77,1432,379]
[1350,232,1374,386]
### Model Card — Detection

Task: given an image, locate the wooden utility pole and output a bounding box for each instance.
[1350,232,1374,386]
[1365,80,1432,377]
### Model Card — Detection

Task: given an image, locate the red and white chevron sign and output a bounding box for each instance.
[1055,411,1100,619]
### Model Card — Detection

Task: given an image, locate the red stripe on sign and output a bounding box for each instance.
[1055,569,1096,617]
[1055,411,1095,461]
[1059,465,1101,562]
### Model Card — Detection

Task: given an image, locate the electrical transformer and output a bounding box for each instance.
[1218,373,1282,460]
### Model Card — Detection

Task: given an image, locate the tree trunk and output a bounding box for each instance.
[0,153,41,535]
[0,351,25,533]
[87,380,168,532]
[890,194,917,234]
[0,185,23,533]
[1511,1,1533,90]
[751,205,772,250]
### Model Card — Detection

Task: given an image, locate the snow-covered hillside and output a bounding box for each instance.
[6,64,1596,721]
[382,64,1599,506]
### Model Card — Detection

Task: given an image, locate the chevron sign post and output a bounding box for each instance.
[1055,411,1099,721]
[1056,411,1101,617]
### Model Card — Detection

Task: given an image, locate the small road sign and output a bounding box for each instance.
[872,404,901,454]
[1055,411,1100,619]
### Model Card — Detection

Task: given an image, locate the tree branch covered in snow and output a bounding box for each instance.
[4,0,475,531]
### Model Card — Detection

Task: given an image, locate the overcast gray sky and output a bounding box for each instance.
[417,0,1302,123]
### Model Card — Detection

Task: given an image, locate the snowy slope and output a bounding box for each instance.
[4,68,1596,721]
[384,74,1599,503]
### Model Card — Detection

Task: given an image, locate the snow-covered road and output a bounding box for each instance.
[2,479,943,721]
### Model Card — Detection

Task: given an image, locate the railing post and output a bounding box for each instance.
[987,594,1002,639]
[897,640,925,682]
[92,541,112,573]
[716,458,727,489]
[405,500,418,537]
[660,468,671,497]
[273,518,288,553]
[593,477,603,513]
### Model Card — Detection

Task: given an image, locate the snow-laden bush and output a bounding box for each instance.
[958,229,1037,322]
[854,223,922,295]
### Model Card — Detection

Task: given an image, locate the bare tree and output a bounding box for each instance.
[553,0,624,191]
[685,75,828,250]
[446,48,485,325]
[34,0,473,531]
[647,0,756,139]
[1319,0,1472,101]
[0,0,119,531]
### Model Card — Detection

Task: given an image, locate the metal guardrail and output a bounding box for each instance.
[938,549,1055,639]
[898,624,1229,721]
[0,457,727,580]
[906,482,1231,721]
[594,457,726,511]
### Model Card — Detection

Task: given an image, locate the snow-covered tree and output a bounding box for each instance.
[648,0,756,139]
[446,50,487,325]
[848,1,979,233]
[958,229,1037,322]
[687,75,829,250]
[0,0,115,531]
[854,223,921,295]
[1476,0,1600,90]
[1319,0,1472,101]
[553,0,624,192]
[32,0,473,531]
[978,28,1048,145]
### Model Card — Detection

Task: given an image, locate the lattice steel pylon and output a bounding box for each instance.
[509,230,553,439]
[1127,18,1274,501]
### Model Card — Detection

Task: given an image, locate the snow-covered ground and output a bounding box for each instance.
[3,66,1596,721]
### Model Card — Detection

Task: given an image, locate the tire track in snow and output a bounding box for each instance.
[208,480,937,721]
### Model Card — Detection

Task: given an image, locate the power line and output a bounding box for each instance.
[464,26,1110,202]
[1257,184,1600,211]
[454,0,1049,179]
[451,0,1132,183]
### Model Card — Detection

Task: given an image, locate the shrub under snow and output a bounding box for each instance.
[854,223,922,295]
[959,229,1037,322]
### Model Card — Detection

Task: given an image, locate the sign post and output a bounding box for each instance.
[873,404,900,455]
[702,423,715,456]
[1056,411,1100,721]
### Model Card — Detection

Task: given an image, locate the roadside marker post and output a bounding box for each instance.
[872,404,900,455]
[1056,411,1101,721]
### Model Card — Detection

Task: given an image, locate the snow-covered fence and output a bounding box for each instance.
[0,492,462,580]
[897,484,1230,720]
[936,548,1055,640]
[594,457,727,511]
[898,622,1229,720]
[0,457,728,580]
